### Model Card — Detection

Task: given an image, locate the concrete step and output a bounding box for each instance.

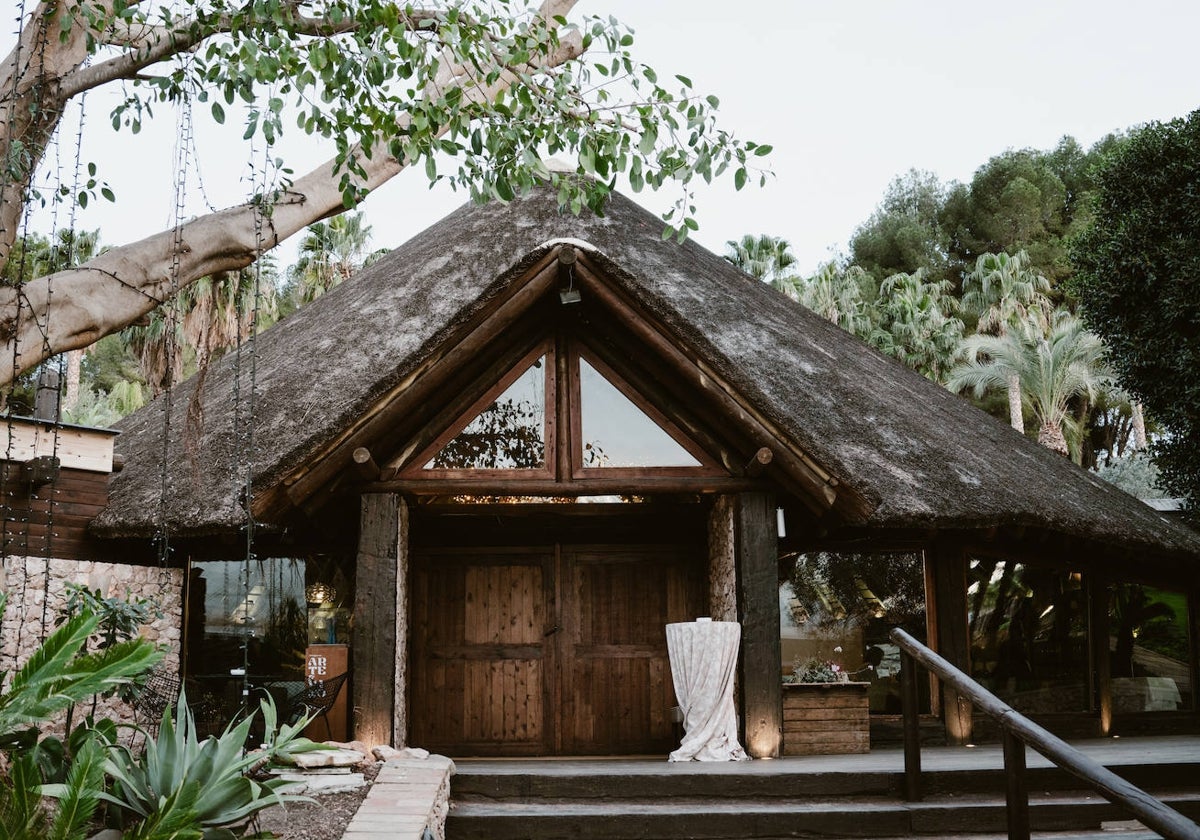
[447,790,1200,840]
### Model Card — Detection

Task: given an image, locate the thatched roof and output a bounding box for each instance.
[92,186,1200,564]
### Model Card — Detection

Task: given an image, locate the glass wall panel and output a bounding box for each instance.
[427,356,546,469]
[184,555,353,727]
[967,559,1087,713]
[1110,584,1193,713]
[781,552,930,713]
[579,358,699,468]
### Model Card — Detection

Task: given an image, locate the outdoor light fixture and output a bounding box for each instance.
[557,243,581,304]
[305,582,337,605]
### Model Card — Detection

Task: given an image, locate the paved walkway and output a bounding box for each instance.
[341,755,455,840]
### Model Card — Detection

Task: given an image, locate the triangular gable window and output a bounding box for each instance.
[578,357,700,469]
[421,348,552,474]
[404,338,724,481]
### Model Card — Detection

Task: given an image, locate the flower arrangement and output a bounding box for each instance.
[784,646,872,684]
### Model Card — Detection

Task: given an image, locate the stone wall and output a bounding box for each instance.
[0,555,184,729]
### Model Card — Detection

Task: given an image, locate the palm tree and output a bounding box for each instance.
[289,213,375,304]
[948,307,1107,457]
[723,234,799,296]
[123,260,278,395]
[961,250,1052,433]
[869,270,964,384]
[793,262,875,339]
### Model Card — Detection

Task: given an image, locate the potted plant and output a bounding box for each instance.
[782,647,871,755]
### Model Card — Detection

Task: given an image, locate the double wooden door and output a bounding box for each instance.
[409,544,704,755]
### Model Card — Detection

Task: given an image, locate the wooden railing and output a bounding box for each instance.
[890,627,1200,840]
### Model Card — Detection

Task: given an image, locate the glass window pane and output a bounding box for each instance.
[580,358,699,468]
[967,559,1088,713]
[427,356,546,470]
[1110,584,1192,713]
[781,552,929,714]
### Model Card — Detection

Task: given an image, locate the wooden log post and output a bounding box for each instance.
[1189,588,1200,714]
[1087,573,1113,734]
[928,537,972,745]
[353,493,408,748]
[734,491,782,759]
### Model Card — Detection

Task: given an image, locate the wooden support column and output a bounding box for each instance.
[353,493,408,747]
[928,537,972,745]
[1189,588,1200,713]
[734,491,782,759]
[707,496,738,622]
[1086,573,1112,734]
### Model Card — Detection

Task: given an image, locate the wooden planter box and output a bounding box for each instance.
[782,681,870,755]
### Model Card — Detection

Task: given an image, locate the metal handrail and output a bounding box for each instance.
[890,627,1200,840]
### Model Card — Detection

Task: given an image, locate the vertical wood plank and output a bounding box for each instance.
[928,537,972,745]
[735,491,782,759]
[354,493,404,747]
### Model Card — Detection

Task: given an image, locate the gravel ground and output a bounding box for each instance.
[253,762,380,840]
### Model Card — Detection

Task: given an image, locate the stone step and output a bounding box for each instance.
[446,790,1200,840]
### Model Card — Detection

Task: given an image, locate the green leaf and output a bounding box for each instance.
[211,102,225,124]
[734,167,747,191]
[754,144,773,157]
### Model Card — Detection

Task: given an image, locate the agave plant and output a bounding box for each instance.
[98,693,323,840]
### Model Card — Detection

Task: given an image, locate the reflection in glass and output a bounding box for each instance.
[579,358,699,468]
[781,552,929,713]
[1110,584,1192,713]
[428,357,546,469]
[967,559,1087,713]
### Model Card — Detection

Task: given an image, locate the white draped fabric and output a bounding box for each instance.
[666,620,748,762]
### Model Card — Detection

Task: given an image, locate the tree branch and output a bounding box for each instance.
[1,1,582,386]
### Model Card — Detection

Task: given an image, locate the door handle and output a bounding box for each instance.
[543,624,562,637]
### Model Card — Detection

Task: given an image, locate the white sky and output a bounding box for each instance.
[14,0,1200,276]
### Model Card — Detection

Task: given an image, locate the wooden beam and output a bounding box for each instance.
[744,447,773,478]
[573,260,872,521]
[367,475,765,496]
[352,448,380,482]
[734,491,782,758]
[927,537,972,745]
[353,493,406,747]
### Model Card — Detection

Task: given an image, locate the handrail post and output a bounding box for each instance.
[1002,728,1031,840]
[900,648,922,801]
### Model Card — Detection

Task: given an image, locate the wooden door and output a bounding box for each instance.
[559,546,704,754]
[408,544,703,755]
[409,548,555,755]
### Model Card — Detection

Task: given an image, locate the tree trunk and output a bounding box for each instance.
[1006,373,1023,433]
[1131,401,1147,452]
[1036,420,1069,456]
[63,349,84,413]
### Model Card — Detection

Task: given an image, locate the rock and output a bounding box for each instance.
[291,748,366,769]
[373,745,431,761]
[273,771,366,795]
